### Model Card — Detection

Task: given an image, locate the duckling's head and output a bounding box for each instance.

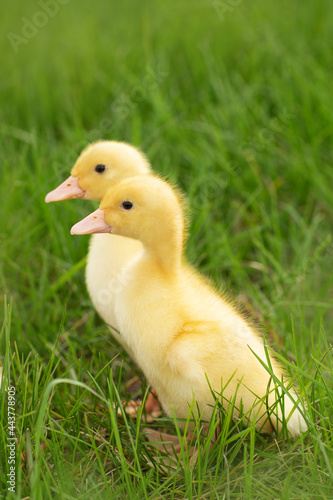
[71,176,188,268]
[45,141,151,203]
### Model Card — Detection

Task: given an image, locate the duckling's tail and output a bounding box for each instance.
[271,389,308,437]
[282,393,308,436]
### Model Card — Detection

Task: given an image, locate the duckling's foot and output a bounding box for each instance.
[144,389,161,414]
[118,390,162,423]
[144,428,184,452]
[144,428,196,463]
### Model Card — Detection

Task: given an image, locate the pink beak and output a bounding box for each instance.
[71,209,111,235]
[45,175,85,203]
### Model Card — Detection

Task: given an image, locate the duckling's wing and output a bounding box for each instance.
[165,320,223,386]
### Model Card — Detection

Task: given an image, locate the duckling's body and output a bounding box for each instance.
[86,233,142,334]
[71,176,307,436]
[115,254,302,433]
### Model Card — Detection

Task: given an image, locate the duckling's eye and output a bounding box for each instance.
[95,164,106,173]
[121,201,133,210]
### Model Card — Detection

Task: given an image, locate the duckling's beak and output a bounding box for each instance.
[45,176,85,203]
[70,209,111,235]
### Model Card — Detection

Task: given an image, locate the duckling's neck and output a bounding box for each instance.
[145,239,183,275]
[138,220,184,276]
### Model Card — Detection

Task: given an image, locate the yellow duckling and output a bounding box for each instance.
[71,176,307,436]
[45,141,151,350]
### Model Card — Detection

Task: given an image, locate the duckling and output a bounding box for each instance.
[45,141,151,347]
[70,175,307,436]
[46,141,161,416]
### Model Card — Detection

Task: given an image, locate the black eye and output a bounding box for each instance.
[121,201,133,210]
[95,164,106,173]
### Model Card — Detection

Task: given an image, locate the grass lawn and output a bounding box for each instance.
[1,0,333,497]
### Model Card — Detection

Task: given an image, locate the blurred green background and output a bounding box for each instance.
[1,0,332,350]
[0,0,333,497]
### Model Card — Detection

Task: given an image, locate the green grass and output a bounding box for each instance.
[1,0,333,497]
